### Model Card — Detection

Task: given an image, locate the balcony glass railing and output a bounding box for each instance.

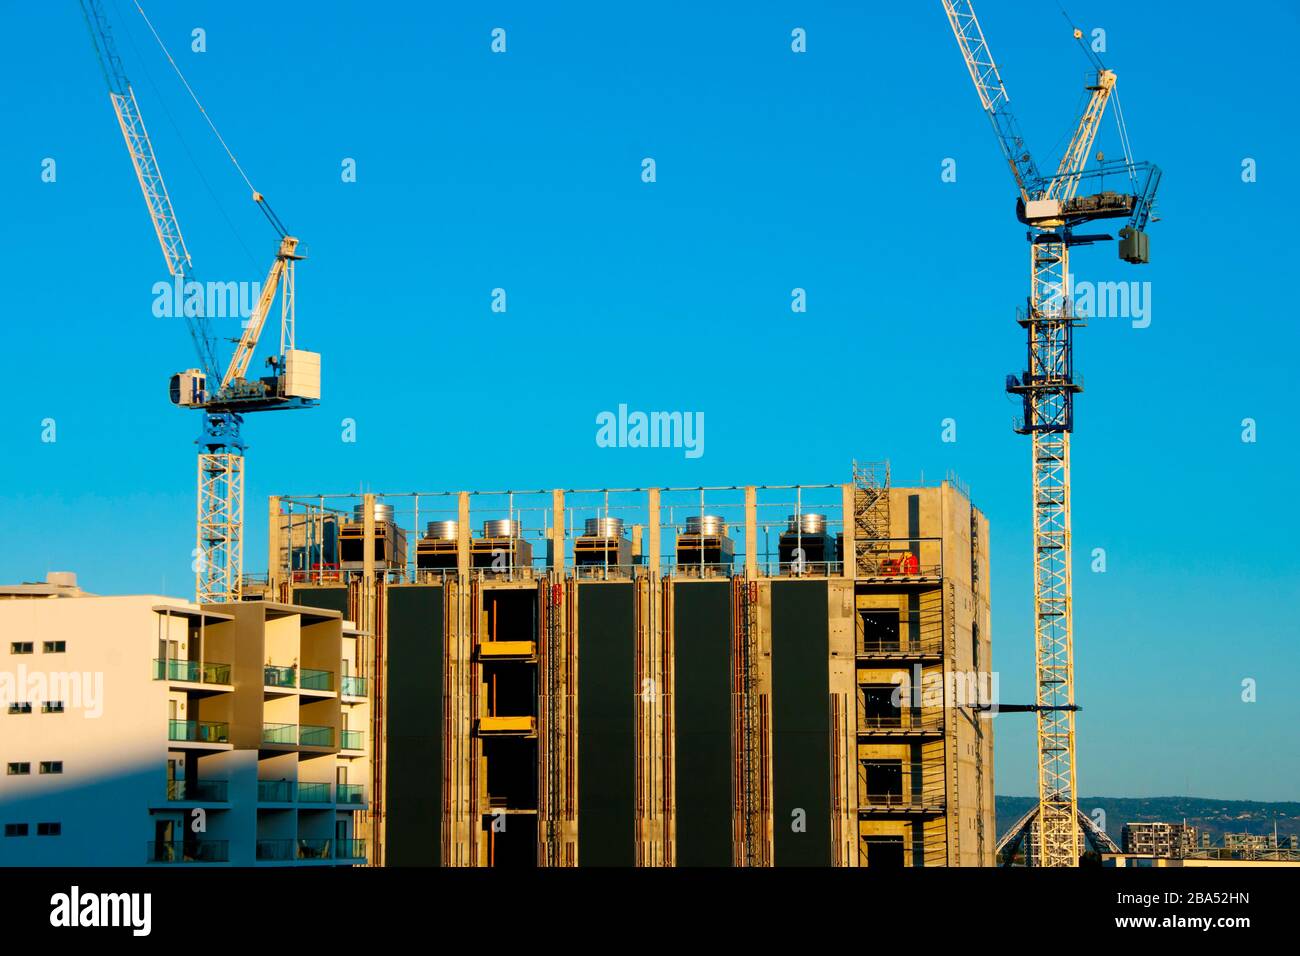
[257,779,295,802]
[153,658,232,685]
[337,783,365,805]
[340,729,364,750]
[336,838,367,859]
[341,675,367,697]
[299,668,334,691]
[256,839,295,861]
[256,838,337,861]
[297,838,333,860]
[264,665,297,688]
[262,722,297,746]
[298,782,332,803]
[168,719,229,744]
[167,778,229,802]
[299,724,333,748]
[147,839,229,863]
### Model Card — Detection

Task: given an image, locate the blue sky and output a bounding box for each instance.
[2,1,1297,800]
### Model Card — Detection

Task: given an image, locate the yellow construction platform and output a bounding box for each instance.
[477,715,536,735]
[478,640,536,659]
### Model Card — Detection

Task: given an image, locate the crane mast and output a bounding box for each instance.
[80,0,319,604]
[941,1,1160,866]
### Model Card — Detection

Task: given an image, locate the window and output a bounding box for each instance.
[36,823,61,837]
[859,610,901,652]
[41,701,64,714]
[4,824,28,838]
[9,642,33,655]
[7,703,32,715]
[39,761,63,775]
[6,763,31,776]
[42,641,66,654]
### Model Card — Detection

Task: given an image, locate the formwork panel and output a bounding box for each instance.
[291,586,349,617]
[771,580,832,866]
[387,586,443,866]
[672,581,732,867]
[577,583,636,866]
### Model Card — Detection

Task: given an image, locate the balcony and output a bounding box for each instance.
[340,730,364,751]
[336,838,367,860]
[168,719,230,744]
[167,778,229,802]
[147,839,229,863]
[153,658,231,685]
[264,664,297,688]
[300,668,334,692]
[856,711,945,736]
[300,724,333,748]
[857,760,946,814]
[262,722,298,746]
[298,782,332,804]
[341,675,367,697]
[337,783,366,806]
[258,779,295,803]
[258,838,334,861]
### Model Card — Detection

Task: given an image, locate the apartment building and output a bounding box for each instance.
[0,575,370,866]
[1121,821,1200,858]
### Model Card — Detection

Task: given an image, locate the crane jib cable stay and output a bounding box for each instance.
[79,0,321,603]
[940,1,1161,867]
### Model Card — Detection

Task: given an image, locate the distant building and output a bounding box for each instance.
[1121,821,1199,858]
[1108,826,1300,866]
[0,578,370,866]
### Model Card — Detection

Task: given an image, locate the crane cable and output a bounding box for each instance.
[132,1,287,238]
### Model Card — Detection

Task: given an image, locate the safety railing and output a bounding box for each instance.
[168,719,229,744]
[148,840,229,863]
[153,658,232,685]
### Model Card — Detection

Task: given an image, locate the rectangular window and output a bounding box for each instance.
[39,761,63,775]
[42,641,66,654]
[6,763,31,776]
[36,823,61,837]
[4,824,28,837]
[9,642,33,655]
[7,703,32,715]
[41,702,64,714]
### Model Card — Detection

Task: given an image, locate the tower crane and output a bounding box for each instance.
[940,2,1160,866]
[80,0,320,603]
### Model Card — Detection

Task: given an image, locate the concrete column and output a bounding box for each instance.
[457,492,471,578]
[647,489,661,576]
[267,495,281,595]
[551,489,565,571]
[362,493,375,585]
[744,486,757,579]
[840,483,856,579]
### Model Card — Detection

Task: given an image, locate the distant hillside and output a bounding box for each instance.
[997,796,1300,845]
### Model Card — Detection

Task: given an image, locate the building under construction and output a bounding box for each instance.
[250,463,995,866]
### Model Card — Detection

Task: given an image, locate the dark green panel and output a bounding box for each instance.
[291,587,348,617]
[386,586,443,866]
[577,583,636,866]
[771,580,831,867]
[673,582,733,867]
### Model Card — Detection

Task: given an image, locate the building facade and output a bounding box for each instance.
[0,580,369,866]
[268,464,996,866]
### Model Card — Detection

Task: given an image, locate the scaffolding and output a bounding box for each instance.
[852,460,891,576]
